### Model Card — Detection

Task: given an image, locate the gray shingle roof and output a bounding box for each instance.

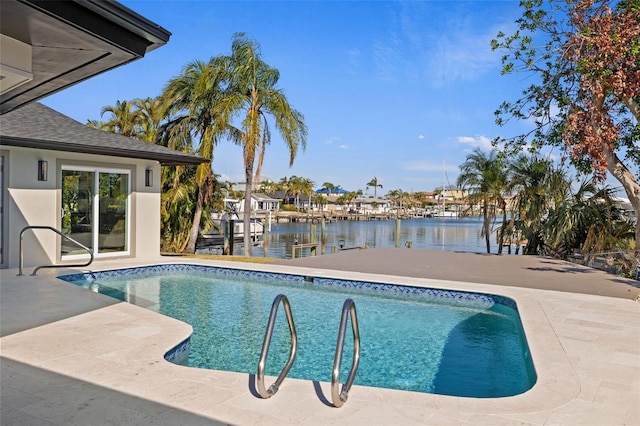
[0,103,206,166]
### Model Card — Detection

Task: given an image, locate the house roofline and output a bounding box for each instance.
[1,135,207,166]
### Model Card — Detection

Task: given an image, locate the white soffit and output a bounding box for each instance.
[0,35,33,95]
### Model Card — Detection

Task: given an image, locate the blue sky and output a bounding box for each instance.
[42,0,547,194]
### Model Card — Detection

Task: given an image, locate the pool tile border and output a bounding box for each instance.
[59,263,523,368]
[58,263,517,310]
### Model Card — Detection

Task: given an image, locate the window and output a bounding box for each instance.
[61,167,130,258]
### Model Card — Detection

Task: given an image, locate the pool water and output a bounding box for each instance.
[60,265,536,398]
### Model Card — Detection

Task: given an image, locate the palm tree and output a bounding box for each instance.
[86,119,109,131]
[161,58,231,253]
[315,194,327,211]
[321,182,336,194]
[544,181,633,258]
[160,165,197,252]
[135,97,166,143]
[276,176,291,205]
[457,149,505,254]
[301,177,315,212]
[386,189,404,217]
[219,33,307,255]
[508,155,569,255]
[100,99,142,137]
[345,191,358,212]
[366,177,383,199]
[257,179,277,196]
[288,175,305,209]
[491,163,510,254]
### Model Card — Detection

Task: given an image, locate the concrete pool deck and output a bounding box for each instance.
[1,249,639,425]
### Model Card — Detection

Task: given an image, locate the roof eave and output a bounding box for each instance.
[1,136,207,166]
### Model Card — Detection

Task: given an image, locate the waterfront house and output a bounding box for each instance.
[436,185,468,203]
[221,193,280,216]
[350,197,392,215]
[0,0,206,270]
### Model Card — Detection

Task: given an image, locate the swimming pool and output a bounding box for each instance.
[59,264,537,398]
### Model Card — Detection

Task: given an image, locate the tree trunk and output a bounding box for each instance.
[497,198,507,255]
[604,145,640,256]
[243,153,255,257]
[185,185,205,254]
[483,199,491,253]
[254,139,266,187]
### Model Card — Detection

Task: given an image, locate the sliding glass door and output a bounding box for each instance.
[61,167,129,258]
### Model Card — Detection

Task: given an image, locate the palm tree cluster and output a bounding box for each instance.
[457,149,635,274]
[93,33,307,254]
[385,189,411,217]
[261,176,315,210]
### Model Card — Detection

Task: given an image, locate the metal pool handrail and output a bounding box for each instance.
[256,294,298,398]
[331,298,361,408]
[18,226,94,276]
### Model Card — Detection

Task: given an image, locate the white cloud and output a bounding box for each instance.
[325,136,342,145]
[418,134,425,140]
[430,36,496,86]
[339,144,349,150]
[457,135,493,150]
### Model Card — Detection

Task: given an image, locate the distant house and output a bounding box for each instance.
[222,193,280,216]
[0,1,206,270]
[252,193,280,212]
[319,196,391,215]
[412,191,438,205]
[315,187,350,195]
[436,186,468,202]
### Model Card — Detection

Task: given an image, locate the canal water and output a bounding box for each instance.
[226,216,497,259]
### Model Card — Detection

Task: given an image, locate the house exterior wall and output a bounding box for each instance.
[1,146,161,269]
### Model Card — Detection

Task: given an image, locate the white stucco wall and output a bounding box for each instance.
[1,146,161,269]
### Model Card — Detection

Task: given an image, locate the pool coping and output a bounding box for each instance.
[1,257,638,425]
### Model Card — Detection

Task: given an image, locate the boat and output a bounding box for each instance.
[433,161,459,218]
[197,199,265,251]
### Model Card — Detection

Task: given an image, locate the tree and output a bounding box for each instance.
[86,119,109,131]
[258,179,277,196]
[508,155,570,255]
[161,59,230,253]
[366,177,383,199]
[287,175,306,209]
[544,181,634,258]
[492,0,640,255]
[315,194,327,211]
[100,100,142,138]
[321,182,336,193]
[135,97,166,143]
[300,177,315,212]
[386,189,407,217]
[220,34,307,255]
[276,176,291,204]
[337,191,358,212]
[457,149,505,254]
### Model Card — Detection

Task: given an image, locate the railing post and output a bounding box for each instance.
[256,294,297,398]
[17,226,94,276]
[18,227,26,276]
[331,298,361,407]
